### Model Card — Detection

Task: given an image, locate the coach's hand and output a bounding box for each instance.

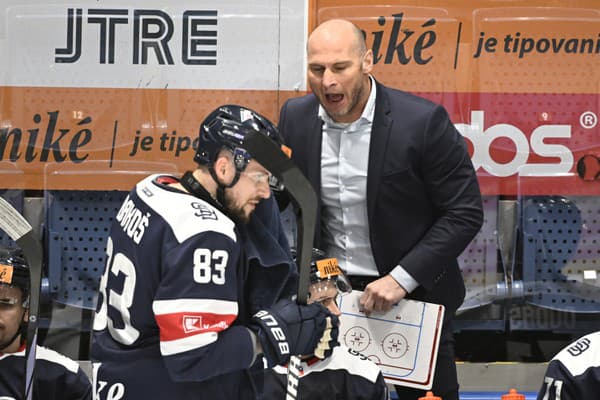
[250,299,339,367]
[360,275,407,315]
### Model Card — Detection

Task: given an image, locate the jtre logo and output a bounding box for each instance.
[55,8,217,65]
[456,111,573,177]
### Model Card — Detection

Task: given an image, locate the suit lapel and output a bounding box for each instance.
[367,82,392,221]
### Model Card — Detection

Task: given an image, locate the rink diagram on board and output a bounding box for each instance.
[339,291,445,390]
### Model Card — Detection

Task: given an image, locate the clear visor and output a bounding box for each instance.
[233,146,283,190]
[268,174,284,191]
[334,272,352,294]
[0,284,26,307]
[310,276,352,297]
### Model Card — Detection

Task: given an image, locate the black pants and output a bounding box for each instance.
[348,275,460,400]
[394,321,459,400]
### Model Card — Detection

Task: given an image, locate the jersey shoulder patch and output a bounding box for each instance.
[134,174,236,243]
[552,331,600,377]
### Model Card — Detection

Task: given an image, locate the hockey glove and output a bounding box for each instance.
[250,299,339,367]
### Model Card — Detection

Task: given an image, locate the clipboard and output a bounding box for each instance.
[339,290,445,390]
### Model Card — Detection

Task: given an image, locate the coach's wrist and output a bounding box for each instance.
[389,265,419,293]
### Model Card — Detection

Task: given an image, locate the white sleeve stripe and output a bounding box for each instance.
[1,348,79,374]
[153,298,238,315]
[160,331,218,355]
[5,346,80,374]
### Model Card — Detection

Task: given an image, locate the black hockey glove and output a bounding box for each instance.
[250,299,339,367]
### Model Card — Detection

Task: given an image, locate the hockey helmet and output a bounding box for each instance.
[292,248,352,298]
[195,105,288,179]
[0,248,29,307]
[309,248,352,295]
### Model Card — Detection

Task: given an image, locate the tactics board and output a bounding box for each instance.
[339,291,445,390]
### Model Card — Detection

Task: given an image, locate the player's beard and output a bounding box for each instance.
[223,191,253,224]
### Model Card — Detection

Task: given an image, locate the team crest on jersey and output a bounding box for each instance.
[183,315,229,334]
[141,185,154,197]
[183,315,204,333]
[191,202,218,220]
[567,337,591,356]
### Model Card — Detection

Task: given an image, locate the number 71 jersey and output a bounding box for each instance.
[537,331,600,400]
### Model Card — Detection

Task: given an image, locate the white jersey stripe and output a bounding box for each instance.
[160,331,219,356]
[153,298,239,316]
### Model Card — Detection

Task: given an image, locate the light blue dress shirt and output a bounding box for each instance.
[318,76,418,293]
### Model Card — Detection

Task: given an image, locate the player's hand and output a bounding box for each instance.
[250,299,340,367]
[359,275,407,315]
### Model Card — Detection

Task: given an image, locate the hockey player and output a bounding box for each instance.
[537,330,600,400]
[263,249,390,400]
[0,247,92,400]
[91,105,340,400]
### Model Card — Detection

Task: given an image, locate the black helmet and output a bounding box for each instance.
[195,104,285,174]
[291,248,352,296]
[0,248,29,306]
[308,249,352,295]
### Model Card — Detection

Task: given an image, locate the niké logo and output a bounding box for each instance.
[55,8,218,65]
[362,13,438,65]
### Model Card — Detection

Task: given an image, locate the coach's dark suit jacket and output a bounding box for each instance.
[278,80,484,316]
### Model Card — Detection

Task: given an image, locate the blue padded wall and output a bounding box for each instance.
[521,196,600,313]
[46,190,127,310]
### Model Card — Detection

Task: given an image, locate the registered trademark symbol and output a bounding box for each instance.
[580,111,598,129]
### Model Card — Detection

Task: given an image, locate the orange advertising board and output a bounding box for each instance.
[0,87,291,190]
[315,1,599,94]
[0,0,599,194]
[313,1,599,195]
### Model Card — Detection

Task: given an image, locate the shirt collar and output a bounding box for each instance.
[318,75,377,126]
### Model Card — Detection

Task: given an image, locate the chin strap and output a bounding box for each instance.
[180,171,222,208]
[180,165,243,216]
[179,169,238,220]
[207,167,241,208]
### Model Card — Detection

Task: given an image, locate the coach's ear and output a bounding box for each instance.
[362,49,373,74]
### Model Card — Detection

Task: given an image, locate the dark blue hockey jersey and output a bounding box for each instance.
[0,344,92,400]
[91,174,294,399]
[263,346,390,400]
[537,331,600,400]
